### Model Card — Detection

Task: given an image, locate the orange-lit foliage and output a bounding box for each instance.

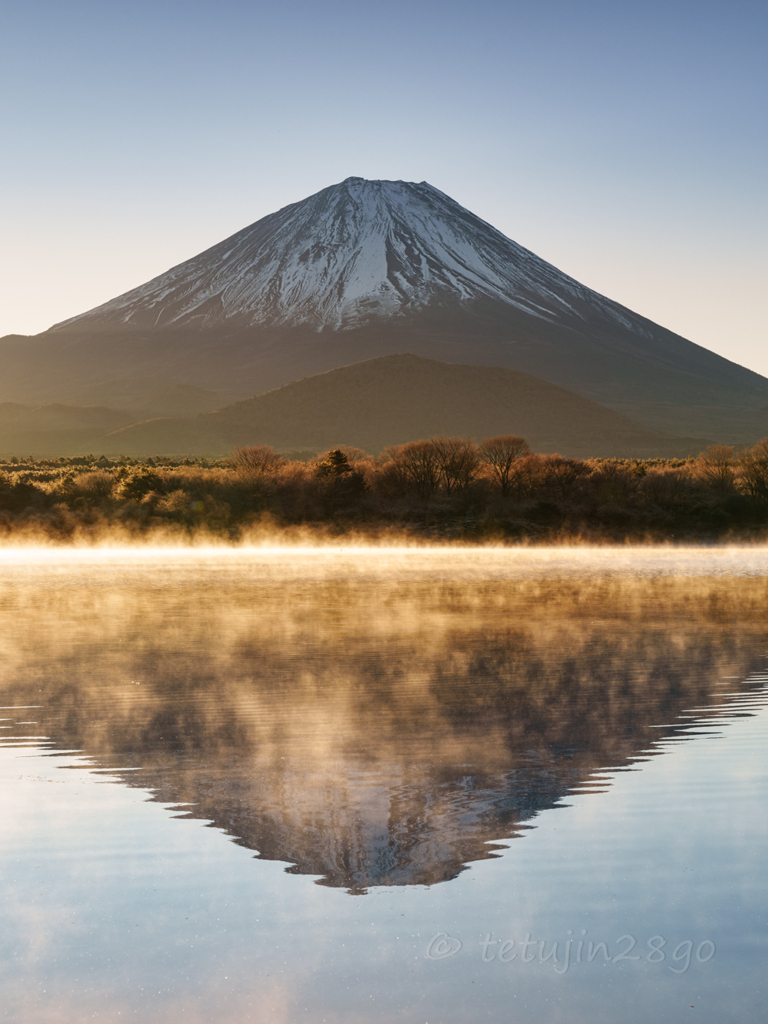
[0,436,768,543]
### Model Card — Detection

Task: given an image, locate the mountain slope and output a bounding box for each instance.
[50,178,651,335]
[102,354,706,458]
[3,177,767,440]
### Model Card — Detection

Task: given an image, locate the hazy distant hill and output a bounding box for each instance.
[0,402,134,457]
[101,355,706,458]
[2,177,767,441]
[65,378,241,418]
[0,385,241,457]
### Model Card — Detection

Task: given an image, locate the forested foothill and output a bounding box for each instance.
[1,436,768,544]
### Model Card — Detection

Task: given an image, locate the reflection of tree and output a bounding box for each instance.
[1,569,766,893]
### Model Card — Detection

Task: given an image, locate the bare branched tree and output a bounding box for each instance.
[739,438,768,500]
[698,444,735,494]
[537,454,587,499]
[479,435,531,495]
[381,441,442,499]
[231,446,286,477]
[430,436,481,494]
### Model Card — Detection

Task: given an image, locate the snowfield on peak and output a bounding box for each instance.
[53,177,639,334]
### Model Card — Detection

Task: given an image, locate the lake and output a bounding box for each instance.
[1,547,767,1023]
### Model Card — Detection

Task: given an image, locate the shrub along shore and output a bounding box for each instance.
[1,436,768,545]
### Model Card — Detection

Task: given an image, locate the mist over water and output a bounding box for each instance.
[1,548,767,1022]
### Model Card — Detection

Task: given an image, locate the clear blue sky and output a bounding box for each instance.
[2,0,766,372]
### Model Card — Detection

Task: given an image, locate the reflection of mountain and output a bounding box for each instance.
[1,562,766,893]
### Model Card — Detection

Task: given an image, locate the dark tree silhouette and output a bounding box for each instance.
[740,439,768,500]
[317,449,353,478]
[479,435,530,495]
[382,441,442,499]
[430,437,481,494]
[698,444,736,495]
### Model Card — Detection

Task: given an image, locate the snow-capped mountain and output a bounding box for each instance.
[53,177,640,335]
[5,176,768,442]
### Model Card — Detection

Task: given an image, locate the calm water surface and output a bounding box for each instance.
[0,547,767,1022]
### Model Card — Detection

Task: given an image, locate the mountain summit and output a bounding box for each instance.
[3,176,768,441]
[55,176,637,337]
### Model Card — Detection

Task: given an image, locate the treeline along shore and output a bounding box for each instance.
[1,435,768,544]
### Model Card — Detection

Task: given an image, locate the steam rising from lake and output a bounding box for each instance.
[2,547,766,892]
